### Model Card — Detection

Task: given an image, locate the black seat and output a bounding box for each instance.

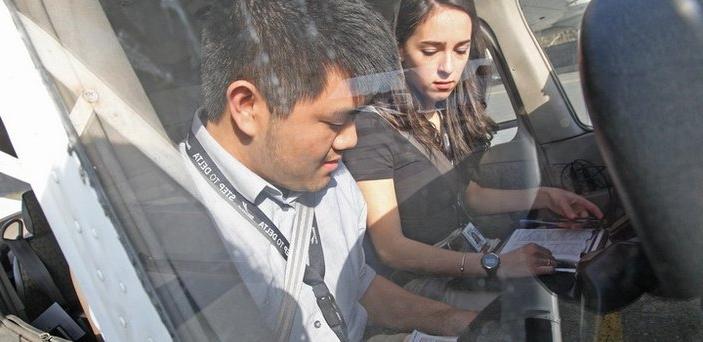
[580,0,703,298]
[16,191,82,320]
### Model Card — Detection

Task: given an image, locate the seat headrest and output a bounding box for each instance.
[580,0,703,297]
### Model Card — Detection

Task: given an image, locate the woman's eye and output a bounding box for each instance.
[421,49,438,55]
[455,44,470,54]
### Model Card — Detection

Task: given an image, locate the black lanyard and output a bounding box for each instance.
[185,130,348,341]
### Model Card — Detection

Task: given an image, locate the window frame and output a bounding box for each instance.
[0,1,174,340]
[515,1,594,131]
[479,20,524,133]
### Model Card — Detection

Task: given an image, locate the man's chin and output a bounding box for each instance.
[303,177,332,192]
[283,176,331,193]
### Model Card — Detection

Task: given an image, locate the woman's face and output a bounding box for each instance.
[400,5,472,107]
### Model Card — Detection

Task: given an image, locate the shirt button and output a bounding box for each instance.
[314,320,322,329]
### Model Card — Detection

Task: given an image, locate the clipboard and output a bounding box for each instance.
[499,228,608,272]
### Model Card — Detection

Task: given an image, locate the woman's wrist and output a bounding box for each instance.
[534,186,553,209]
[456,252,468,276]
[464,252,489,277]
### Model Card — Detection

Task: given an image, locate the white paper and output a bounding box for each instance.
[500,229,598,266]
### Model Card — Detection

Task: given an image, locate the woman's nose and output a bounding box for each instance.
[438,53,453,77]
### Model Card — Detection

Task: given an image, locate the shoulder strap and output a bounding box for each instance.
[274,202,315,342]
[361,106,454,175]
[397,128,454,175]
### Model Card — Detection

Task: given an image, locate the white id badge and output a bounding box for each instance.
[462,222,487,252]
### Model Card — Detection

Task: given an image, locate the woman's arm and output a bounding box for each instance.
[464,181,604,219]
[361,275,476,336]
[358,179,483,276]
[358,179,555,278]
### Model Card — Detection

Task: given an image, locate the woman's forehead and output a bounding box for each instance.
[411,6,472,43]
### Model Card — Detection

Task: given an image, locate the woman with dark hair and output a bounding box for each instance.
[344,0,602,299]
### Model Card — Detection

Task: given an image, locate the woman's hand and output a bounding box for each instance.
[498,243,556,278]
[537,187,604,220]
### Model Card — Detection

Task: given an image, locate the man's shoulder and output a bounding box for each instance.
[327,162,365,208]
[330,162,359,192]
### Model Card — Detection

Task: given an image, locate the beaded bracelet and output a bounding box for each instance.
[457,252,467,274]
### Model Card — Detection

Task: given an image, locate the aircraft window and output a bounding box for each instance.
[0,116,17,158]
[518,0,592,127]
[6,0,567,339]
[11,1,702,341]
[0,116,29,198]
[482,49,518,126]
[1,218,31,240]
[475,22,521,146]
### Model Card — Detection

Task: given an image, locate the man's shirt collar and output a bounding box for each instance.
[191,112,300,207]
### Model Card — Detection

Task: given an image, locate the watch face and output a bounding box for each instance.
[482,253,500,269]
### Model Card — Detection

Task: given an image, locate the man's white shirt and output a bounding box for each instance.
[180,115,375,341]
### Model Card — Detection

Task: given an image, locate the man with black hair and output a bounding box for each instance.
[181,0,476,340]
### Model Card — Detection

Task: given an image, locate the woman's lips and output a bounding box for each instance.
[433,81,455,91]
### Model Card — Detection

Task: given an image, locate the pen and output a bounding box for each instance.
[519,219,561,227]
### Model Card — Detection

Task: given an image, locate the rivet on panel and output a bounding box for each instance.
[96,269,104,281]
[74,220,82,234]
[91,228,98,239]
[82,89,99,103]
[78,167,88,184]
[52,171,59,183]
[119,282,127,293]
[118,316,127,328]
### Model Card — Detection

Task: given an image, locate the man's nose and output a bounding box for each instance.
[333,120,358,152]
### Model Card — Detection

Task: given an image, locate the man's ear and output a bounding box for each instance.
[225,80,268,137]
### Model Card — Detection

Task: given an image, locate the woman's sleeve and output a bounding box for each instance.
[458,147,486,185]
[343,114,395,181]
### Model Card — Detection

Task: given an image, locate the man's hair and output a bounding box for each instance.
[201,0,399,122]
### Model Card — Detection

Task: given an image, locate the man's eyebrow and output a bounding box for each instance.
[327,108,356,119]
[455,39,471,47]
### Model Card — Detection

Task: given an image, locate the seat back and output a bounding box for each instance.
[580,0,703,297]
